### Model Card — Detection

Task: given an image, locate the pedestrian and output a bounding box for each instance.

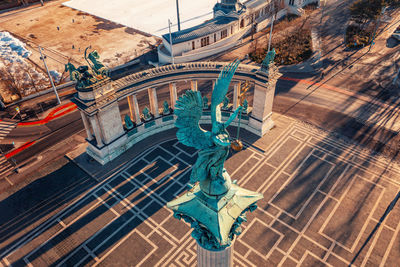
[72,45,75,49]
[72,19,75,23]
[57,26,60,31]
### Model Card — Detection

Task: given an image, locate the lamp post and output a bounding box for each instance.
[38,46,61,105]
[176,0,181,31]
[267,1,276,52]
[168,19,175,64]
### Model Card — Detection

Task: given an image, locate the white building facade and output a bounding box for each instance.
[158,0,319,64]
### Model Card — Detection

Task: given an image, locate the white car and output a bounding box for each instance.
[391,25,400,41]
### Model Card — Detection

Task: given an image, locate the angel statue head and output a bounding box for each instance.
[174,60,243,197]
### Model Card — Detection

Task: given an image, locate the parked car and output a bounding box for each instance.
[391,25,400,41]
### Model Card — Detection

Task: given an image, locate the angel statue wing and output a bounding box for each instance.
[174,90,213,150]
[211,59,240,125]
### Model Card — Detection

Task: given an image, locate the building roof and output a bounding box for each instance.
[245,0,269,10]
[163,16,238,44]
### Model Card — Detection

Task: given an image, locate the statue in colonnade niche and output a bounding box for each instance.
[163,100,170,115]
[142,106,152,121]
[242,99,248,114]
[124,114,134,130]
[202,96,209,110]
[221,96,229,110]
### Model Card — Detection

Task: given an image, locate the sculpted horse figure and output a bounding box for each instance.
[64,62,81,82]
[85,49,109,77]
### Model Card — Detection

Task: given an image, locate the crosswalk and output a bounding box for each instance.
[0,121,16,179]
[0,120,16,140]
[0,155,12,178]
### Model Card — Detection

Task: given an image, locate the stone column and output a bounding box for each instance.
[80,111,93,141]
[197,243,232,267]
[233,82,240,110]
[127,95,137,122]
[89,115,104,147]
[191,80,198,91]
[148,87,159,117]
[131,94,141,124]
[169,82,177,108]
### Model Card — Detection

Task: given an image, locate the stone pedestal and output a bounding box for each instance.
[248,65,281,136]
[197,243,233,267]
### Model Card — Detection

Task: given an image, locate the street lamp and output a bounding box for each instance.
[38,46,61,105]
[176,0,181,31]
[267,1,276,52]
[168,19,175,64]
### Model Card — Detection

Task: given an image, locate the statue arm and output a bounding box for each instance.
[224,106,242,129]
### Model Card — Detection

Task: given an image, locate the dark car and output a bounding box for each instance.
[391,25,400,41]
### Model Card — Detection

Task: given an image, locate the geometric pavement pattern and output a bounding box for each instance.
[1,118,400,266]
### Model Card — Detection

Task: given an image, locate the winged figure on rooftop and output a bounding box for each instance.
[174,59,243,196]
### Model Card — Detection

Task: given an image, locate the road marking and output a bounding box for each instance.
[5,141,36,159]
[0,121,16,140]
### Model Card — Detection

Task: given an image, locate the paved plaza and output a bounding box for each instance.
[1,115,400,266]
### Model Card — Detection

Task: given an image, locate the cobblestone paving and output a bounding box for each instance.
[2,117,400,266]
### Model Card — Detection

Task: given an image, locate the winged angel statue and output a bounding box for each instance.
[174,60,243,195]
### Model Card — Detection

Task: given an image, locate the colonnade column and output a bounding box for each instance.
[132,95,141,124]
[128,95,141,123]
[80,111,93,141]
[191,80,198,91]
[148,87,159,117]
[233,82,241,110]
[169,83,177,108]
[89,115,104,147]
[127,95,137,123]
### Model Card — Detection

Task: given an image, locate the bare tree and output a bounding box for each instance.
[0,61,23,99]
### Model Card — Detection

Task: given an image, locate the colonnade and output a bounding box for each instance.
[79,78,260,149]
[74,62,280,165]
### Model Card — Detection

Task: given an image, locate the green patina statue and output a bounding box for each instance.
[162,100,170,115]
[167,60,263,251]
[142,106,152,121]
[221,96,229,110]
[65,49,110,90]
[124,114,134,130]
[65,63,98,89]
[203,96,209,110]
[242,99,248,114]
[261,48,276,72]
[85,48,110,77]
